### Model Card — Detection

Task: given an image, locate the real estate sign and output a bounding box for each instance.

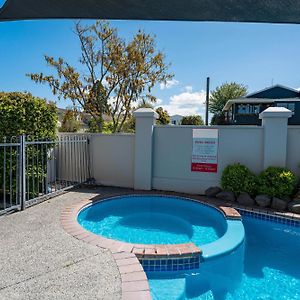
[191,129,218,173]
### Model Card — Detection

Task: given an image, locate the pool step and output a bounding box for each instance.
[131,242,202,258]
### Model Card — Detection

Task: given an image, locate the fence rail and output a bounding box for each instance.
[0,134,90,215]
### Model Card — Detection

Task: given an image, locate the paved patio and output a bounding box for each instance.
[0,187,127,300]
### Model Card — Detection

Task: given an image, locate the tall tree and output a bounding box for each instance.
[28,21,173,133]
[209,82,247,124]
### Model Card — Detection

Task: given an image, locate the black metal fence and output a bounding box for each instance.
[0,134,90,215]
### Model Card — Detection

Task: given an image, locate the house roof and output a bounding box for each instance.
[223,98,300,111]
[246,84,300,99]
[223,85,300,111]
[2,0,300,23]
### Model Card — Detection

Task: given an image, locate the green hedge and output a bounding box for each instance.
[256,167,297,199]
[0,92,57,140]
[0,92,58,200]
[221,163,257,196]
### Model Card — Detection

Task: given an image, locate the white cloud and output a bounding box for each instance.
[160,79,179,90]
[161,89,207,117]
[154,98,162,105]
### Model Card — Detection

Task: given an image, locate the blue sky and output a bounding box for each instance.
[1,19,300,117]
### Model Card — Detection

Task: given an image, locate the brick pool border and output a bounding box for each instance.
[60,192,243,299]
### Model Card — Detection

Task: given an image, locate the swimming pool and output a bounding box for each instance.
[149,215,300,300]
[78,195,231,247]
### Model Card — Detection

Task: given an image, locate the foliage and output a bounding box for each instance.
[155,107,170,125]
[136,101,154,109]
[209,82,247,125]
[0,92,57,201]
[181,115,204,125]
[88,118,114,133]
[0,92,57,139]
[28,20,173,133]
[121,116,135,133]
[59,109,81,132]
[221,163,257,195]
[256,167,297,198]
[210,113,227,125]
[120,102,170,132]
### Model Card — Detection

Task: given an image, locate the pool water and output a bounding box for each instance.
[78,195,227,246]
[149,216,300,300]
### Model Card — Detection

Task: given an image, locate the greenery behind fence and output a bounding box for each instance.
[0,92,57,203]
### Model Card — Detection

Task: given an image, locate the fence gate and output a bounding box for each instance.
[0,134,90,215]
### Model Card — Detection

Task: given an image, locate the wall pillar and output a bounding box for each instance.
[134,108,158,190]
[259,107,293,169]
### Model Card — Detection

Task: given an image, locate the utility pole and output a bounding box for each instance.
[205,77,210,125]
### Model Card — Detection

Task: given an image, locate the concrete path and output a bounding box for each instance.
[0,188,122,300]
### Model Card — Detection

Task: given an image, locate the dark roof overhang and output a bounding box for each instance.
[1,0,300,23]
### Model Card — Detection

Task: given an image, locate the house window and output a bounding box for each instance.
[237,104,260,115]
[276,102,295,112]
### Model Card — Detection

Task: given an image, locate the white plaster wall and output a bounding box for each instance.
[287,126,300,178]
[152,125,264,194]
[90,134,135,188]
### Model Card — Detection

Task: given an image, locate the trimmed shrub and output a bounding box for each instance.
[0,91,57,139]
[256,167,297,199]
[0,92,57,199]
[221,163,257,196]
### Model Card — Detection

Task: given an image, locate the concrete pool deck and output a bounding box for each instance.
[0,187,125,300]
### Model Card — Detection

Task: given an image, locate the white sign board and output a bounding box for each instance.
[191,129,218,173]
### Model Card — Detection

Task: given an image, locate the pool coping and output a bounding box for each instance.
[60,192,242,300]
[61,198,152,300]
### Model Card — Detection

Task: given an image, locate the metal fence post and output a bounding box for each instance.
[20,134,26,210]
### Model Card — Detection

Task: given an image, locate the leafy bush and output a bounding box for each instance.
[0,92,57,139]
[221,163,257,195]
[256,167,297,198]
[0,92,57,200]
[181,115,204,125]
[59,109,81,132]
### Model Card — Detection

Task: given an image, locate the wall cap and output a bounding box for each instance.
[134,108,159,119]
[259,107,293,119]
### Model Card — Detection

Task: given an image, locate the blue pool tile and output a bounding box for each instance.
[167,259,172,265]
[143,260,149,266]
